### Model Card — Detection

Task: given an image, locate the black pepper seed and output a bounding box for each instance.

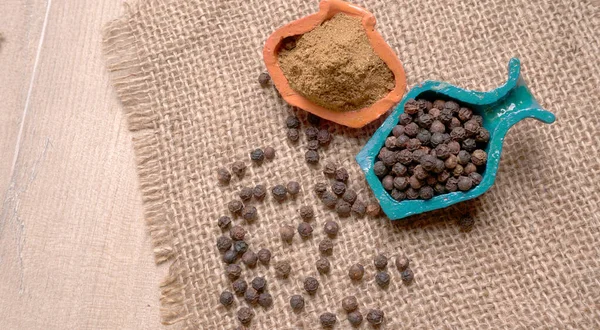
[414,164,428,180]
[244,287,260,305]
[233,240,248,254]
[241,206,257,222]
[217,236,233,253]
[439,108,453,124]
[331,181,346,195]
[366,309,385,325]
[217,168,231,184]
[464,162,477,174]
[250,149,264,163]
[223,249,239,264]
[287,181,301,195]
[404,122,419,137]
[426,176,438,186]
[430,120,445,134]
[416,129,431,145]
[419,186,434,200]
[457,150,471,165]
[220,290,234,307]
[399,113,412,125]
[317,129,332,146]
[404,99,419,115]
[464,119,480,136]
[453,164,464,177]
[280,225,295,243]
[395,255,409,272]
[304,277,319,294]
[430,132,445,147]
[348,310,363,326]
[305,150,320,164]
[406,187,419,200]
[391,163,407,176]
[323,220,339,237]
[253,184,266,200]
[258,72,270,87]
[348,264,364,281]
[458,107,473,122]
[449,117,462,130]
[335,168,349,182]
[257,248,271,265]
[401,268,414,284]
[307,139,320,150]
[437,170,451,183]
[469,172,483,186]
[462,138,477,152]
[375,271,391,288]
[232,279,248,296]
[264,146,275,160]
[286,115,300,129]
[444,100,460,113]
[242,250,258,268]
[433,99,446,109]
[287,128,300,142]
[418,113,433,128]
[391,189,406,201]
[342,189,357,204]
[275,261,291,278]
[323,162,337,177]
[351,200,366,216]
[290,295,305,311]
[446,176,459,191]
[258,292,273,308]
[298,222,313,238]
[251,276,267,292]
[342,296,358,312]
[228,200,244,214]
[321,191,338,208]
[435,143,451,159]
[382,175,394,191]
[374,254,388,270]
[409,175,422,189]
[472,115,483,125]
[392,125,405,137]
[272,184,288,201]
[476,127,490,143]
[320,312,337,327]
[226,264,242,281]
[307,113,321,126]
[319,238,334,255]
[471,149,487,166]
[458,215,475,232]
[457,176,473,191]
[395,135,409,149]
[434,183,446,194]
[314,182,328,196]
[406,138,422,151]
[237,307,254,325]
[305,126,319,140]
[445,154,458,169]
[231,161,246,178]
[316,257,331,274]
[218,216,232,230]
[336,200,352,217]
[230,225,246,241]
[366,203,380,217]
[299,205,314,221]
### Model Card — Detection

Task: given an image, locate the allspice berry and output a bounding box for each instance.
[280,225,295,243]
[316,257,331,274]
[319,238,334,255]
[366,309,384,325]
[323,220,339,237]
[237,307,254,325]
[287,181,301,195]
[290,295,305,311]
[217,168,231,184]
[230,226,246,241]
[264,146,275,160]
[348,264,364,281]
[319,312,337,327]
[342,296,358,312]
[275,261,291,278]
[366,203,380,217]
[351,200,366,216]
[303,277,319,294]
[299,205,314,221]
[335,200,352,217]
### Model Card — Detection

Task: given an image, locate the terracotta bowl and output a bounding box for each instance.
[263,0,407,128]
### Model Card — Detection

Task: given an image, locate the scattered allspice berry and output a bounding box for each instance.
[217,168,231,184]
[258,292,273,308]
[305,150,320,164]
[342,189,357,204]
[238,187,253,201]
[250,149,265,163]
[253,184,266,200]
[319,238,334,255]
[232,279,248,296]
[321,191,338,208]
[280,225,295,243]
[231,161,246,178]
[319,312,337,327]
[287,128,300,142]
[242,251,258,268]
[264,146,275,160]
[298,222,313,238]
[217,216,231,230]
[287,181,301,195]
[237,307,254,325]
[351,200,366,216]
[401,268,414,284]
[303,277,319,294]
[230,225,246,241]
[348,264,365,281]
[290,295,305,311]
[331,181,346,195]
[374,254,388,270]
[251,276,267,292]
[216,236,233,252]
[225,264,242,281]
[272,184,288,201]
[375,271,391,288]
[316,257,331,274]
[348,311,363,326]
[342,296,358,312]
[335,200,352,217]
[299,205,314,221]
[366,309,384,325]
[323,162,337,177]
[275,261,292,278]
[323,220,339,238]
[258,72,270,87]
[244,287,259,305]
[241,206,257,222]
[257,248,271,265]
[220,291,234,307]
[395,255,409,272]
[366,203,381,217]
[228,200,244,214]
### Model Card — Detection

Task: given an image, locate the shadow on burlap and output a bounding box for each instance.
[102,0,600,328]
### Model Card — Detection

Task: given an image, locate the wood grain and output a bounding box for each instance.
[0,1,169,329]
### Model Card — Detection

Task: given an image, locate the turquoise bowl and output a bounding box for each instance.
[356,58,556,220]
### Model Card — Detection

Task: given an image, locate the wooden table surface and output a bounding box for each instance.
[0,1,168,329]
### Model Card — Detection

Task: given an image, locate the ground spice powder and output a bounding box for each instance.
[278,13,395,112]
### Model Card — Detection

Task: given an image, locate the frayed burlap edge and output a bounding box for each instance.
[102,4,187,326]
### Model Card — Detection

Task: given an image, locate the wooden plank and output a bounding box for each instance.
[0,1,169,329]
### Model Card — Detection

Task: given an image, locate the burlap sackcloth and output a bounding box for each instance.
[102,0,599,328]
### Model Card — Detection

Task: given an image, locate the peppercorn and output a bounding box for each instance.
[464,119,480,136]
[476,127,490,143]
[336,200,352,217]
[275,261,291,278]
[442,132,452,144]
[287,128,300,142]
[217,236,233,253]
[391,163,406,177]
[418,154,435,172]
[445,177,459,192]
[396,149,411,165]
[444,154,459,169]
[304,277,319,294]
[453,164,464,177]
[237,307,254,325]
[319,238,334,255]
[392,177,408,191]
[244,287,260,305]
[331,181,346,196]
[323,162,337,177]
[411,148,427,163]
[395,135,409,148]
[342,296,359,312]
[225,264,242,281]
[257,248,271,265]
[418,113,433,129]
[281,35,297,50]
[286,181,300,196]
[457,107,472,122]
[316,257,331,274]
[457,176,473,191]
[305,126,319,140]
[295,206,313,222]
[263,146,275,160]
[242,250,258,268]
[223,249,239,264]
[416,129,431,145]
[317,191,336,209]
[250,276,266,292]
[414,165,428,180]
[220,290,234,307]
[366,203,380,217]
[418,99,432,111]
[433,99,446,109]
[462,138,477,152]
[305,150,320,164]
[237,187,252,202]
[250,149,265,163]
[450,127,466,142]
[458,215,475,232]
[217,216,231,230]
[229,226,246,242]
[280,225,295,243]
[390,189,405,201]
[307,139,320,150]
[258,292,273,308]
[401,268,414,284]
[435,143,451,159]
[469,172,483,186]
[233,240,248,254]
[228,200,244,214]
[253,184,266,200]
[373,254,388,269]
[472,115,483,125]
[447,140,461,155]
[366,309,384,325]
[241,206,257,222]
[342,189,357,204]
[307,113,321,126]
[429,107,441,118]
[351,200,366,216]
[404,99,419,115]
[217,168,231,184]
[272,184,288,201]
[320,312,337,327]
[419,186,434,200]
[434,183,446,194]
[426,176,438,186]
[404,122,419,137]
[298,222,313,238]
[381,151,398,167]
[430,132,445,147]
[448,117,462,130]
[471,149,487,166]
[348,264,364,281]
[258,72,271,87]
[392,125,405,137]
[348,311,363,326]
[457,150,471,165]
[395,255,409,272]
[439,108,453,124]
[406,187,419,200]
[286,115,300,129]
[317,129,332,146]
[437,170,451,183]
[314,182,328,196]
[409,175,422,190]
[290,295,304,311]
[335,168,349,183]
[375,271,391,288]
[464,162,477,174]
[382,175,394,191]
[232,279,248,296]
[406,138,422,151]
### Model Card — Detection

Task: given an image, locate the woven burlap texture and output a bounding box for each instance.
[103,0,600,328]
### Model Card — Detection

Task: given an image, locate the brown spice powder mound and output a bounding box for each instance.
[278,13,395,112]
